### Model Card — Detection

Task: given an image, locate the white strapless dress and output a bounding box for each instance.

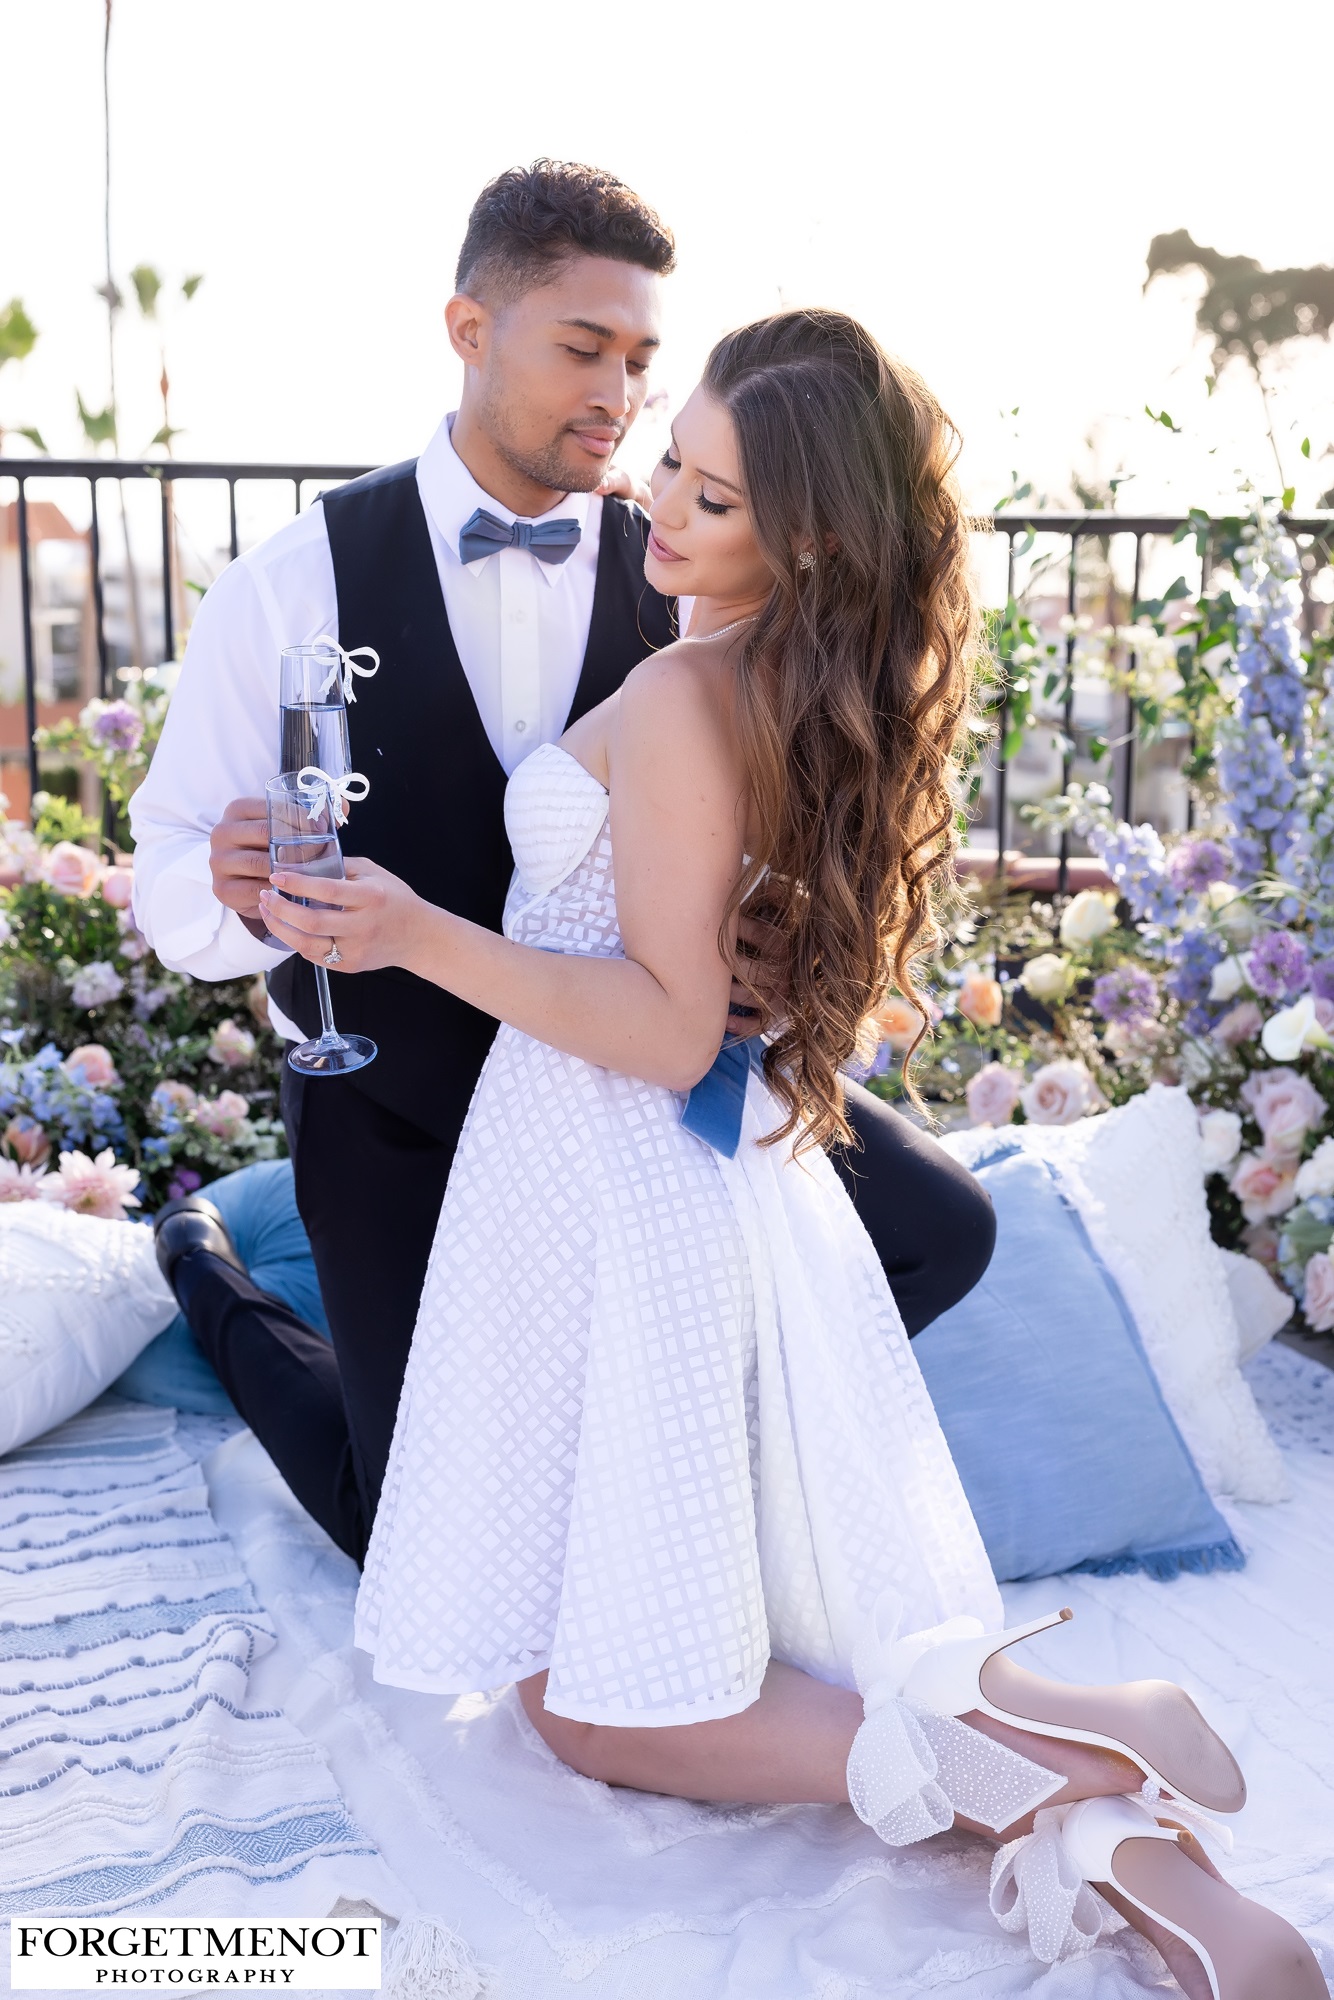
[355,742,1002,1725]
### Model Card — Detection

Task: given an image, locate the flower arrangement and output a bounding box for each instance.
[869,507,1334,1330]
[0,791,284,1217]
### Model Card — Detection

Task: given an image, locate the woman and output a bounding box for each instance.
[261,310,1320,1998]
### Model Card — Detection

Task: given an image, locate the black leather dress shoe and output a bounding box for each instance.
[152,1195,248,1290]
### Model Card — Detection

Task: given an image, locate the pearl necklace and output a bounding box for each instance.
[686,615,757,644]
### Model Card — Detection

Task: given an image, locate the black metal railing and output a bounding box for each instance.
[2,458,1332,894]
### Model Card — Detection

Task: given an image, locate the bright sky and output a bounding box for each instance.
[4,0,1333,544]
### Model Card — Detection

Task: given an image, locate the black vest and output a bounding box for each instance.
[268,460,675,1146]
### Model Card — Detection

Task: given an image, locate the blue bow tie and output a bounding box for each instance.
[458,506,582,568]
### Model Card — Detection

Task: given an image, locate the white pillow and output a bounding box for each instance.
[940,1083,1287,1503]
[0,1204,178,1456]
[1218,1245,1293,1363]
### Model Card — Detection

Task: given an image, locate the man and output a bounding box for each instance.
[133,160,992,1566]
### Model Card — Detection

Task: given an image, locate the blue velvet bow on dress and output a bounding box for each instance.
[680,1035,767,1159]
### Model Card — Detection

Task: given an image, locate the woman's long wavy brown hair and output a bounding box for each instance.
[705,309,979,1151]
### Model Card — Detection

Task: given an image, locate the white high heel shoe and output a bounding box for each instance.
[900,1606,1246,1816]
[1060,1794,1326,2000]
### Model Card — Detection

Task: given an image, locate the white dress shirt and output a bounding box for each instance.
[129,414,604,989]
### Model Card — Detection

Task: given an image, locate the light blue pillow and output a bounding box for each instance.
[111,1159,329,1416]
[914,1145,1243,1583]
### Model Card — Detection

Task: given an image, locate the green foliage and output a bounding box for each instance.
[1146,228,1334,376]
[76,389,117,448]
[0,298,38,369]
[129,263,163,317]
[30,793,100,846]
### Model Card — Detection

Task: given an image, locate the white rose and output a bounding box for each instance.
[1020,1058,1100,1127]
[1294,1137,1334,1202]
[1019,952,1076,1003]
[1206,881,1257,943]
[1198,1107,1243,1174]
[1059,890,1117,948]
[1208,955,1248,1003]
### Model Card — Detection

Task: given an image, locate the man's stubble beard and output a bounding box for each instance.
[479,387,618,498]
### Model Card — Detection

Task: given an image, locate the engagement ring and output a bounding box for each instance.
[323,943,343,967]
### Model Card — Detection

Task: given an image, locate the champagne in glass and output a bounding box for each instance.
[265,772,376,1078]
[257,643,357,950]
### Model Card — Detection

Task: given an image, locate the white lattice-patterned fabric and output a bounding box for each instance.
[355,744,1002,1722]
[0,1202,177,1456]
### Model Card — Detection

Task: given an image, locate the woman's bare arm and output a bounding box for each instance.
[258,650,746,1091]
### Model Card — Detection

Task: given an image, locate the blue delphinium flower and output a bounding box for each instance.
[1167,837,1231,895]
[1234,520,1307,752]
[1085,820,1181,925]
[1164,929,1227,1033]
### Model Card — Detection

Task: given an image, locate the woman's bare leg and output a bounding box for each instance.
[516,1661,1140,1814]
[516,1665,1230,2000]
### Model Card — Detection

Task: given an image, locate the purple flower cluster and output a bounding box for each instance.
[1167,837,1231,896]
[1085,820,1181,925]
[1246,927,1310,1001]
[1164,928,1227,1033]
[1311,960,1334,1003]
[91,700,144,755]
[1092,963,1160,1026]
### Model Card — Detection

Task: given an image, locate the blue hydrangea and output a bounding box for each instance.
[0,1041,126,1152]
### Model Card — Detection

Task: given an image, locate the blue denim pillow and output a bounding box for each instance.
[913,1145,1243,1583]
[111,1159,328,1416]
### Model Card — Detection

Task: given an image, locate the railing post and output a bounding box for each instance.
[16,478,39,812]
[158,472,174,667]
[1122,533,1143,822]
[227,478,239,562]
[1057,533,1078,899]
[88,475,110,701]
[995,532,1015,885]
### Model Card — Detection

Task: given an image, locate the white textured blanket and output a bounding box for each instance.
[0,1399,475,1998]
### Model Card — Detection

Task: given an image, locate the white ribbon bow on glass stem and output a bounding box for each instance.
[297,765,370,827]
[311,634,381,705]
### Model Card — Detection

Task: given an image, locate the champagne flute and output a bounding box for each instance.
[266,772,376,1077]
[257,642,370,948]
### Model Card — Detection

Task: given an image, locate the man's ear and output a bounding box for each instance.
[445,292,490,366]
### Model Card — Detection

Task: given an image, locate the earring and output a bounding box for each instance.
[797,550,815,571]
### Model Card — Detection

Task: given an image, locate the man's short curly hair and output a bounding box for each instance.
[455,160,676,306]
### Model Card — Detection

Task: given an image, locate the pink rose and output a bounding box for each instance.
[872,994,932,1055]
[1240,1066,1326,1156]
[957,974,1003,1030]
[63,1043,120,1091]
[1303,1251,1334,1333]
[1019,1059,1100,1127]
[3,1115,50,1168]
[1228,1148,1300,1222]
[1213,1000,1263,1048]
[44,840,103,898]
[99,864,135,909]
[966,1062,1023,1128]
[193,1089,251,1141]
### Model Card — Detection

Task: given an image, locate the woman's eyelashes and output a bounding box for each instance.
[659,444,732,516]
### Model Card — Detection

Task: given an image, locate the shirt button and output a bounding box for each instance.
[514,719,527,733]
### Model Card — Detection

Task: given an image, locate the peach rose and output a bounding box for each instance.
[99,864,135,909]
[1213,1000,1263,1047]
[1228,1148,1299,1223]
[957,973,1003,1030]
[966,1062,1023,1127]
[44,840,103,898]
[1303,1251,1334,1333]
[873,995,931,1054]
[1019,1058,1099,1127]
[63,1043,120,1091]
[3,1115,50,1168]
[193,1090,250,1141]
